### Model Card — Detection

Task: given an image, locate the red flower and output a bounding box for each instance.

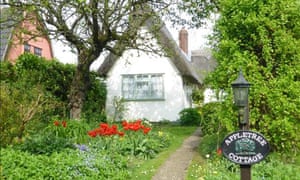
[217,147,222,156]
[53,120,60,126]
[143,127,151,134]
[118,131,125,137]
[122,121,128,126]
[88,130,97,137]
[100,123,109,129]
[62,120,67,128]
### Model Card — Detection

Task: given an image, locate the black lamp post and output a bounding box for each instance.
[231,70,251,180]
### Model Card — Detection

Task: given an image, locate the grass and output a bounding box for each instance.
[186,146,300,180]
[130,125,198,180]
[185,148,207,180]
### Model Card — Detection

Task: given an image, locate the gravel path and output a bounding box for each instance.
[151,127,202,180]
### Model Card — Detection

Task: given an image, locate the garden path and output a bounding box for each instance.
[151,127,202,180]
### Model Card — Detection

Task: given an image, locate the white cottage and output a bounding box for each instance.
[98,23,204,122]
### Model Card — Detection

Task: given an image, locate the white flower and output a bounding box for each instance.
[205,154,210,158]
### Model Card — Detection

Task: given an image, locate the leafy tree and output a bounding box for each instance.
[206,0,300,152]
[1,1,214,119]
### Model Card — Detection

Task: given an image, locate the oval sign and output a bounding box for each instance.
[221,130,270,165]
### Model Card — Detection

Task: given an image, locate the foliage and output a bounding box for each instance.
[16,133,75,155]
[0,82,60,147]
[16,119,91,155]
[199,134,224,157]
[10,53,75,116]
[191,88,205,106]
[0,148,130,179]
[179,108,202,126]
[0,124,197,179]
[0,124,193,179]
[82,72,107,123]
[205,0,300,152]
[200,102,235,136]
[0,54,107,147]
[87,119,166,159]
[45,119,91,143]
[0,61,17,82]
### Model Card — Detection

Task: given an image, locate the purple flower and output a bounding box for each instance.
[74,144,88,151]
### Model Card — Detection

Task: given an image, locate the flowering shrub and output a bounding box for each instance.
[88,119,157,158]
[88,119,151,138]
[46,119,90,143]
[53,120,67,128]
[88,123,124,137]
[122,119,151,134]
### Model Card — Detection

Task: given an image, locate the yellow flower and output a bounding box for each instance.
[158,131,163,137]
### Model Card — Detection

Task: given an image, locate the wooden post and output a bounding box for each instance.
[240,105,251,180]
[241,165,251,180]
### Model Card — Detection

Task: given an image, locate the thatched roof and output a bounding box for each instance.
[97,19,203,85]
[190,49,217,83]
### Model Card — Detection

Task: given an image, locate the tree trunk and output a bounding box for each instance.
[69,53,92,119]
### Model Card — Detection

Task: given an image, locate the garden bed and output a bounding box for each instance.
[0,121,197,179]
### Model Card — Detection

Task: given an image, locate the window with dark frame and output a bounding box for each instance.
[34,47,42,56]
[24,43,31,52]
[122,74,164,100]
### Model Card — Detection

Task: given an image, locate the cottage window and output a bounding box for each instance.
[122,74,164,100]
[24,43,31,52]
[34,47,42,56]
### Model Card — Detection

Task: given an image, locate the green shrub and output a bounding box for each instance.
[179,108,201,126]
[82,72,107,123]
[200,102,223,136]
[13,53,107,120]
[198,134,225,157]
[0,54,107,147]
[0,61,16,82]
[17,133,75,155]
[0,147,131,179]
[0,83,61,147]
[44,118,92,143]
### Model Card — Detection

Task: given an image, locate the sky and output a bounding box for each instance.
[52,18,215,71]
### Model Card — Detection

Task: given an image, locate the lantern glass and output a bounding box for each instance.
[232,87,249,107]
[231,71,250,107]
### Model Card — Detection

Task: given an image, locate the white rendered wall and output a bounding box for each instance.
[105,49,190,122]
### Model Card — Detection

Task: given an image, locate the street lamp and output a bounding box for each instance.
[231,70,251,180]
[231,71,251,108]
[231,71,251,126]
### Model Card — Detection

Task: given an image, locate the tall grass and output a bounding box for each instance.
[186,148,300,180]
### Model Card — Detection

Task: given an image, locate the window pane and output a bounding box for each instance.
[151,75,163,98]
[122,76,135,99]
[34,47,42,56]
[24,43,31,52]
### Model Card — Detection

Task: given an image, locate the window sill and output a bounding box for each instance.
[124,98,165,102]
